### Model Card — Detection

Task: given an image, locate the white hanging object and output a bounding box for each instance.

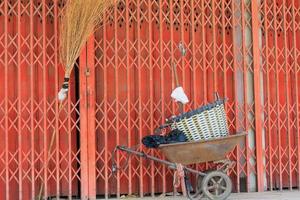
[57,77,70,102]
[58,88,68,102]
[171,86,189,104]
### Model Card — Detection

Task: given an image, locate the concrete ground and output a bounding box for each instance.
[228,191,300,199]
[107,191,300,200]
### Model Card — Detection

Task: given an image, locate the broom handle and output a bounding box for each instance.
[62,77,70,91]
[173,62,179,86]
[172,62,184,114]
[37,102,63,200]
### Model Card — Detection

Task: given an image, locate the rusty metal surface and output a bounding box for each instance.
[0,0,299,199]
[159,133,247,165]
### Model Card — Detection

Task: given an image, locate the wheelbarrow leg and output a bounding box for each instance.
[185,174,204,200]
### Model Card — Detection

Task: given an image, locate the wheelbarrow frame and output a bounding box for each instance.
[113,132,246,200]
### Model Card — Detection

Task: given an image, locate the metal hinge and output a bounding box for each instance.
[85,68,90,76]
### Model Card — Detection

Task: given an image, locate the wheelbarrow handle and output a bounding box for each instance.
[115,145,206,176]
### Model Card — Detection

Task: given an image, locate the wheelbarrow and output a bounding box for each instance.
[112,132,246,200]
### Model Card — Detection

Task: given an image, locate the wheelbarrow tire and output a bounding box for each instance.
[202,171,232,200]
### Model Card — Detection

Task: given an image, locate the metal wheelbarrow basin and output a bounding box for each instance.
[159,132,247,165]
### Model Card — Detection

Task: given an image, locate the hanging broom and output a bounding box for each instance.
[58,0,115,101]
[38,0,115,199]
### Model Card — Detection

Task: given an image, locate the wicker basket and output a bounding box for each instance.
[169,99,229,141]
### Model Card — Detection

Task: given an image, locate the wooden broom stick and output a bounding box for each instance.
[172,62,184,114]
[172,42,187,114]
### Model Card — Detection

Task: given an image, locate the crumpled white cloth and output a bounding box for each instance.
[58,88,68,102]
[171,86,189,104]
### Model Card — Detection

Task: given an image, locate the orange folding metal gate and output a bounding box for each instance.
[0,0,299,199]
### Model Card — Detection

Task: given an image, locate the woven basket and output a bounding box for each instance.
[170,99,229,141]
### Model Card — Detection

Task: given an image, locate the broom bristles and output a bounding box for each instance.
[59,0,114,77]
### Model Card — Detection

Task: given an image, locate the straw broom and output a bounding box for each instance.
[38,0,114,199]
[58,0,114,101]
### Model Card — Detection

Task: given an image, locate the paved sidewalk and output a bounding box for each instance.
[104,190,300,200]
[229,191,300,200]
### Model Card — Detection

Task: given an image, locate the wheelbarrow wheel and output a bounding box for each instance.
[196,170,213,191]
[201,171,232,200]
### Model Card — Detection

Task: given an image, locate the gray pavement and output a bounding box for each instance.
[229,191,300,200]
[102,191,300,200]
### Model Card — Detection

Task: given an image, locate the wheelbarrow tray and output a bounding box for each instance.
[159,132,246,165]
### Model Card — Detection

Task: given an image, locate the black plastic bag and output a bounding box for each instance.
[142,129,187,148]
[165,129,187,143]
[142,135,166,148]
